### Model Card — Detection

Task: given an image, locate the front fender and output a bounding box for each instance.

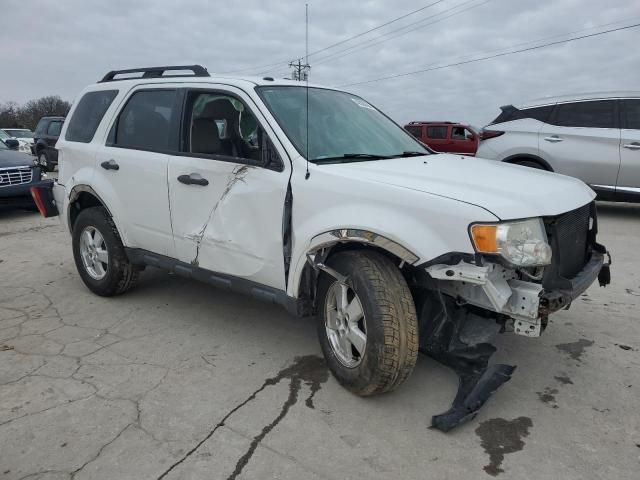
[286,167,498,297]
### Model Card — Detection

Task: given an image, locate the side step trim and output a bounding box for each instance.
[125,248,309,317]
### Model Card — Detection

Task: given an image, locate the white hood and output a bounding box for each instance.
[325,154,595,220]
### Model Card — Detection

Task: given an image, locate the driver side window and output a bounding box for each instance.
[184,91,283,171]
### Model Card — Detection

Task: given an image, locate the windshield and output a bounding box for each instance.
[0,130,9,140]
[257,86,428,162]
[0,140,8,150]
[4,129,34,138]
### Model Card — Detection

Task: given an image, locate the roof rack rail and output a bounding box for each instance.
[99,65,210,83]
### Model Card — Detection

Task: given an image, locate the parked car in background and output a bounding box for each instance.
[0,130,21,151]
[0,139,42,208]
[1,128,35,155]
[33,65,611,432]
[33,116,65,171]
[404,121,479,155]
[477,92,640,202]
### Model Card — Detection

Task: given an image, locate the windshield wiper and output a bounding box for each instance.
[311,153,393,163]
[391,151,429,158]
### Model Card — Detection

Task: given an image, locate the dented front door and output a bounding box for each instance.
[167,86,290,290]
[168,159,289,289]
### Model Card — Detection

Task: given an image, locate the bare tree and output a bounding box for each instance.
[18,96,71,130]
[0,101,21,128]
[0,96,71,130]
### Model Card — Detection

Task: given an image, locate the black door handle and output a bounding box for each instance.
[178,173,209,186]
[101,159,119,171]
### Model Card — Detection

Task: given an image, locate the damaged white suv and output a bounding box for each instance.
[35,65,611,431]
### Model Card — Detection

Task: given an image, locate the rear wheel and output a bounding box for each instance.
[316,250,418,396]
[512,159,546,170]
[72,207,139,296]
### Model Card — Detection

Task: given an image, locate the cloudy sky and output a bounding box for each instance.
[2,0,639,126]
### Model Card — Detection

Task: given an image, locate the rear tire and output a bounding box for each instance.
[316,250,419,396]
[512,159,546,170]
[72,207,139,296]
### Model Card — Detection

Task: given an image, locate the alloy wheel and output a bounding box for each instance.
[324,281,367,368]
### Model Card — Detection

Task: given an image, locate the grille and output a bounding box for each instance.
[0,167,33,186]
[546,203,591,279]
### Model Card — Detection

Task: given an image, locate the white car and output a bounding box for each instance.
[1,128,35,155]
[33,65,610,431]
[476,92,640,202]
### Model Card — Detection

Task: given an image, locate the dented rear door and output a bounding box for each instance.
[167,85,291,290]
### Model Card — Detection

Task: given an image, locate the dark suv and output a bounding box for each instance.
[0,139,43,207]
[33,116,65,172]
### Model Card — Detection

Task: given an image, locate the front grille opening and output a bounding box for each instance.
[544,203,592,280]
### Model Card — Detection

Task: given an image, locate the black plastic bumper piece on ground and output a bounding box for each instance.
[431,363,516,432]
[416,292,515,432]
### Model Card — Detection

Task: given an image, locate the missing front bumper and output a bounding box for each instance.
[426,249,610,338]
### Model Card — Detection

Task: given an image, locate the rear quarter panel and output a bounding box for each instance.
[477,119,544,161]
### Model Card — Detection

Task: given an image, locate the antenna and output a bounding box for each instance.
[305,3,310,180]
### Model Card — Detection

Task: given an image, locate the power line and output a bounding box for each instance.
[219,0,448,75]
[311,0,489,67]
[366,17,637,95]
[306,0,445,58]
[337,22,640,88]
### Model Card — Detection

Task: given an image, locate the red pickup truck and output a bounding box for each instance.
[404,121,479,155]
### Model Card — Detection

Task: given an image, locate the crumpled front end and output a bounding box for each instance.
[418,201,611,431]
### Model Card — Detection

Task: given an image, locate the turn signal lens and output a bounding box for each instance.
[470,224,497,252]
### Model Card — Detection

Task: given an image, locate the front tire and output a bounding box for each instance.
[317,250,419,396]
[72,207,139,296]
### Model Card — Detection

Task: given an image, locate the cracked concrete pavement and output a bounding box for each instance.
[1,202,639,479]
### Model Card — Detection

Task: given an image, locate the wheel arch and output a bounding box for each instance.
[293,229,420,313]
[67,185,113,233]
[502,153,553,171]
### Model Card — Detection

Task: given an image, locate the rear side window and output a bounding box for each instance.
[490,105,554,125]
[405,126,422,138]
[47,121,63,136]
[521,105,554,123]
[623,99,640,130]
[65,90,118,143]
[113,90,177,151]
[552,100,616,128]
[426,126,448,139]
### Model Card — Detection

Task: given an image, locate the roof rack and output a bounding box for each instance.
[99,65,210,83]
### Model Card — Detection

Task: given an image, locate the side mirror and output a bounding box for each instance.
[5,139,19,150]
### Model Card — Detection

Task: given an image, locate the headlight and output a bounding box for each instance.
[470,218,552,266]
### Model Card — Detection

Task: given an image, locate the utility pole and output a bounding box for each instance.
[289,59,310,81]
[289,4,310,81]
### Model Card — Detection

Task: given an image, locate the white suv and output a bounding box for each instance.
[477,92,640,202]
[35,65,610,431]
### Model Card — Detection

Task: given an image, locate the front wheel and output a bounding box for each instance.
[72,207,139,296]
[317,250,419,396]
